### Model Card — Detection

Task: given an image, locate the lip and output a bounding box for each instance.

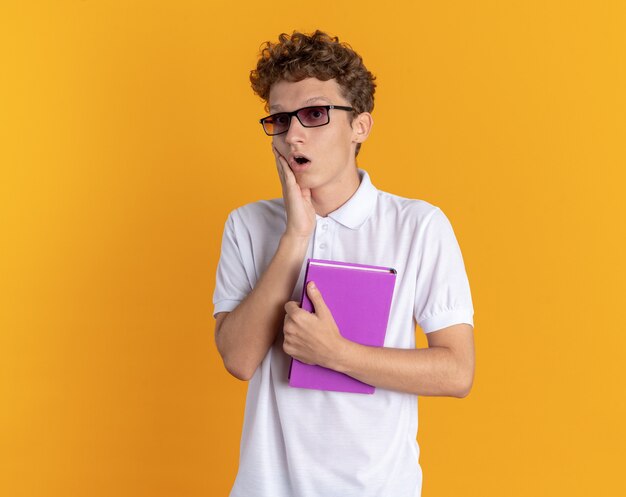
[288,152,312,171]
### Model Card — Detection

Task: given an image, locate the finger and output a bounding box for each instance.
[272,145,288,170]
[306,281,331,318]
[272,146,297,187]
[284,301,300,315]
[272,144,283,163]
[283,340,299,361]
[283,318,293,337]
[272,146,287,181]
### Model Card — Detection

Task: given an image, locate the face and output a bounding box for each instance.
[268,78,369,192]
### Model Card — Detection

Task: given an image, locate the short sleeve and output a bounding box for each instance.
[212,210,253,317]
[414,208,474,333]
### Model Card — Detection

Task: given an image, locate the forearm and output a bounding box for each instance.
[216,234,310,380]
[333,341,474,397]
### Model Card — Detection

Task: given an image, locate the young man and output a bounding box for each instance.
[213,31,475,497]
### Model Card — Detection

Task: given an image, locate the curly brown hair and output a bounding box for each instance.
[250,30,376,117]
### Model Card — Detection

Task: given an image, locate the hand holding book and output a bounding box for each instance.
[283,281,350,369]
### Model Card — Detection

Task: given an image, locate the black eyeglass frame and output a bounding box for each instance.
[259,105,355,136]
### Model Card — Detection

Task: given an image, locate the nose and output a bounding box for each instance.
[284,114,306,145]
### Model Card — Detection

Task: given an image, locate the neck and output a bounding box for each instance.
[310,167,361,217]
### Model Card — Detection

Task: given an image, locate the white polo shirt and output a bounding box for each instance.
[213,169,474,497]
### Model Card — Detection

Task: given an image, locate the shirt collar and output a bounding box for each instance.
[325,168,378,230]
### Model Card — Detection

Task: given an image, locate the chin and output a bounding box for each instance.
[292,170,321,190]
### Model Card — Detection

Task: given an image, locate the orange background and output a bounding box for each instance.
[1,1,625,496]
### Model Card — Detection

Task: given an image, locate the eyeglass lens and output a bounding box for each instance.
[263,106,330,135]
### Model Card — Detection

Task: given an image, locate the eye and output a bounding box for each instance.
[300,107,328,125]
[273,114,290,126]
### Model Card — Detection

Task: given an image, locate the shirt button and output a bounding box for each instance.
[319,243,327,250]
[321,224,328,231]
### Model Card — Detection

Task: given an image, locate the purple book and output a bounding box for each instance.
[288,259,397,394]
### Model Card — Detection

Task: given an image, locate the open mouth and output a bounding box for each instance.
[294,155,310,165]
[289,154,311,169]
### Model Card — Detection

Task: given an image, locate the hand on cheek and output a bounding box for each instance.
[272,145,316,240]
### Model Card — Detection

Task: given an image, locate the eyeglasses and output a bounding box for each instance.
[259,105,354,136]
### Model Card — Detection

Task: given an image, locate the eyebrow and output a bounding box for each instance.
[269,96,333,112]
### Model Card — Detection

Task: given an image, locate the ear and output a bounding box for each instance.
[351,112,373,144]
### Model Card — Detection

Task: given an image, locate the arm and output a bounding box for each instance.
[215,147,316,381]
[215,235,309,380]
[283,282,475,397]
[336,323,475,397]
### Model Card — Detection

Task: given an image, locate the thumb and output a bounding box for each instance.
[306,281,330,318]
